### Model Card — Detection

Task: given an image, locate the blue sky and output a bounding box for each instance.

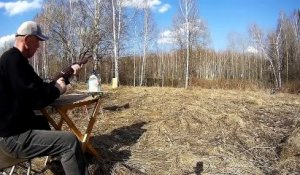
[154,0,299,50]
[0,0,299,51]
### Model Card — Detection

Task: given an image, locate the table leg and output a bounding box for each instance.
[56,108,100,159]
[40,108,60,130]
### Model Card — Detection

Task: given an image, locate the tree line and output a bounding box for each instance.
[1,0,299,91]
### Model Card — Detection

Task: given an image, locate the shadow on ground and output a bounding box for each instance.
[88,121,147,174]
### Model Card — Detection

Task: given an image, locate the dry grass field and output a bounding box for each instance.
[31,85,300,174]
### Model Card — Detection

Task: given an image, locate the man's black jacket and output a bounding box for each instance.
[0,47,60,137]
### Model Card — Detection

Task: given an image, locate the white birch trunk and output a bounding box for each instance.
[184,0,190,88]
[93,0,101,72]
[112,0,118,79]
[140,7,149,86]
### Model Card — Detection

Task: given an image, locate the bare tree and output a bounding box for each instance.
[38,0,112,80]
[249,24,281,89]
[111,0,116,78]
[111,0,132,84]
[173,0,208,88]
[138,2,156,86]
[290,10,300,80]
[140,5,148,86]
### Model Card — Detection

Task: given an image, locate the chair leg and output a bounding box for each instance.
[8,160,32,175]
[26,159,31,175]
[2,158,49,175]
[44,156,49,166]
[9,165,16,175]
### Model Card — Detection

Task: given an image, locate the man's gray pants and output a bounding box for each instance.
[0,116,89,175]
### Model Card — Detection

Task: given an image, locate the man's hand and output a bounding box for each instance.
[55,77,67,94]
[71,64,81,75]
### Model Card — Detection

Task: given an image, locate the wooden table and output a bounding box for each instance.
[40,93,102,159]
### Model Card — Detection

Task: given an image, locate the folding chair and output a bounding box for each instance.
[0,148,49,175]
[0,147,33,175]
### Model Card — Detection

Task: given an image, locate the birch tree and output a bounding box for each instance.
[290,10,300,80]
[173,0,207,88]
[182,0,191,88]
[139,2,155,86]
[111,0,127,84]
[139,5,148,86]
[92,0,101,73]
[40,0,93,61]
[249,19,284,89]
[37,0,110,81]
[112,0,118,80]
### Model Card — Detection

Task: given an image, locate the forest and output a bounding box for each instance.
[1,0,299,92]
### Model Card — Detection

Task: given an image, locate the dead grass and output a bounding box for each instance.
[36,84,300,175]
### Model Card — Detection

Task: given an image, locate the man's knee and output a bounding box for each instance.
[61,132,80,147]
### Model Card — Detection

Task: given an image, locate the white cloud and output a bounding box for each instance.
[123,0,170,13]
[0,0,42,16]
[158,3,170,13]
[148,0,161,7]
[122,0,142,8]
[158,20,207,45]
[0,34,15,49]
[157,30,176,45]
[123,0,159,8]
[246,46,258,54]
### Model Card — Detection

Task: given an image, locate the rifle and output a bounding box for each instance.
[52,55,91,84]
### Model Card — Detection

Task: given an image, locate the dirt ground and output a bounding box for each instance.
[22,85,300,174]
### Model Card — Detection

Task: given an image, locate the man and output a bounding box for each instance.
[0,21,88,175]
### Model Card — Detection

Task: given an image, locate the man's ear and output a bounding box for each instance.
[24,35,31,49]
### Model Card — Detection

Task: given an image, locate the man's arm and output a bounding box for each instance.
[6,52,61,109]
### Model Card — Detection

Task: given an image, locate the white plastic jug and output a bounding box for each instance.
[88,74,100,92]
